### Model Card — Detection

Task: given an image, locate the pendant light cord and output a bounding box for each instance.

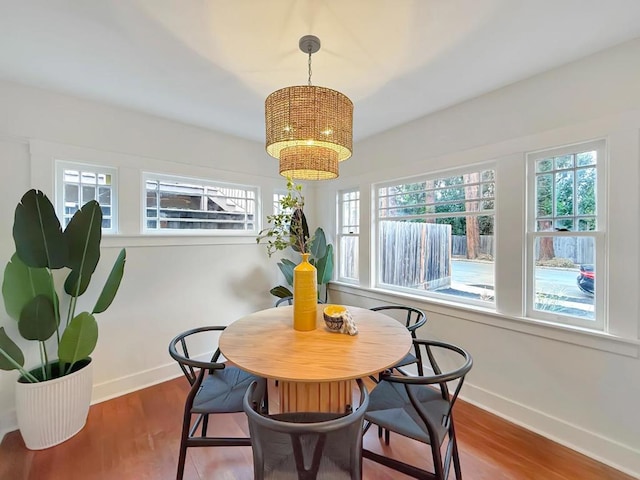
[307,49,313,86]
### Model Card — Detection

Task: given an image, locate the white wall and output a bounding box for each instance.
[317,38,640,477]
[0,80,296,438]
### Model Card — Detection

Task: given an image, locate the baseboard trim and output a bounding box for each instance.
[462,383,640,479]
[0,409,17,444]
[90,361,183,405]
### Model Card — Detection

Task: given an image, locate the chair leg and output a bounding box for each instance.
[384,428,390,445]
[176,413,191,480]
[450,423,463,479]
[201,414,209,437]
[431,438,445,480]
[377,425,382,438]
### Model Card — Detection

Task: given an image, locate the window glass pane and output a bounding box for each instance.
[64,170,80,183]
[81,171,97,185]
[338,189,360,281]
[144,175,257,232]
[576,167,596,216]
[58,162,117,233]
[555,170,574,216]
[98,187,111,206]
[65,184,79,206]
[576,151,596,167]
[533,236,595,320]
[339,236,359,279]
[536,159,553,173]
[82,185,96,203]
[376,168,496,303]
[554,155,573,169]
[535,151,597,233]
[536,174,552,217]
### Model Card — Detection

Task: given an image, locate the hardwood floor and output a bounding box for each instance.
[0,377,634,480]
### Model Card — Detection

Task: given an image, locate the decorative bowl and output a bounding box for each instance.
[323,305,347,332]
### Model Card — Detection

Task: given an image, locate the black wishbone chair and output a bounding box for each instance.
[363,340,473,480]
[370,305,427,376]
[168,326,267,480]
[244,379,369,480]
[369,305,428,442]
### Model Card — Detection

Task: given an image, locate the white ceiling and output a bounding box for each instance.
[2,0,640,143]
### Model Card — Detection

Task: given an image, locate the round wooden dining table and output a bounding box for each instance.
[219,304,412,413]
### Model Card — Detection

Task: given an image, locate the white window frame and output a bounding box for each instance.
[525,139,607,330]
[55,160,118,235]
[142,172,259,235]
[373,164,496,306]
[337,188,360,283]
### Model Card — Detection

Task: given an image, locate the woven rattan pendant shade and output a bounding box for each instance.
[279,145,339,180]
[265,36,353,180]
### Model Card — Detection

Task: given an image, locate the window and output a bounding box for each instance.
[273,191,289,215]
[337,189,360,281]
[375,167,495,304]
[143,173,258,233]
[56,161,117,234]
[526,140,605,329]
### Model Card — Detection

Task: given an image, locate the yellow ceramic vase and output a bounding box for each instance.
[293,253,317,331]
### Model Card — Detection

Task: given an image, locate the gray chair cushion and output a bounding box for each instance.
[365,381,448,446]
[193,366,260,413]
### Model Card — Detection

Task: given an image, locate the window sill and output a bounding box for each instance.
[101,234,258,248]
[328,282,639,358]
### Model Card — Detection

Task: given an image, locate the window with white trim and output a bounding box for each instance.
[526,140,605,329]
[55,161,117,234]
[375,166,495,304]
[143,173,258,233]
[273,191,289,215]
[337,189,360,281]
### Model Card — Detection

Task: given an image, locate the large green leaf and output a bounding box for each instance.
[309,227,327,260]
[270,285,293,298]
[13,189,67,269]
[64,200,102,297]
[289,209,309,253]
[0,327,24,371]
[18,295,57,341]
[2,253,57,321]
[277,258,296,286]
[315,244,334,286]
[93,248,126,314]
[58,312,98,365]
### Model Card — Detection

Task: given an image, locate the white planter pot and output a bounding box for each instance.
[15,358,93,450]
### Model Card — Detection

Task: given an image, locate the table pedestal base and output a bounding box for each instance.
[279,380,353,413]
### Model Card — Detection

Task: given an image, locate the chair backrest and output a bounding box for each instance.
[275,296,326,307]
[275,296,293,307]
[168,326,227,386]
[370,305,427,337]
[244,379,369,480]
[382,340,472,436]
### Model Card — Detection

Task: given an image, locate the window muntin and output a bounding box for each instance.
[338,189,360,281]
[143,173,258,233]
[375,167,495,304]
[527,140,605,329]
[56,161,117,234]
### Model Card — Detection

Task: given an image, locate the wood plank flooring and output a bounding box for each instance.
[0,377,634,480]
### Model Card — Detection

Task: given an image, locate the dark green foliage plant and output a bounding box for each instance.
[0,190,126,382]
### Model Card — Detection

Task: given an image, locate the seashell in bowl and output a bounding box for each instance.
[323,305,346,332]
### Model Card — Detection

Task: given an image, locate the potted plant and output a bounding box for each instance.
[256,179,334,303]
[0,189,126,449]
